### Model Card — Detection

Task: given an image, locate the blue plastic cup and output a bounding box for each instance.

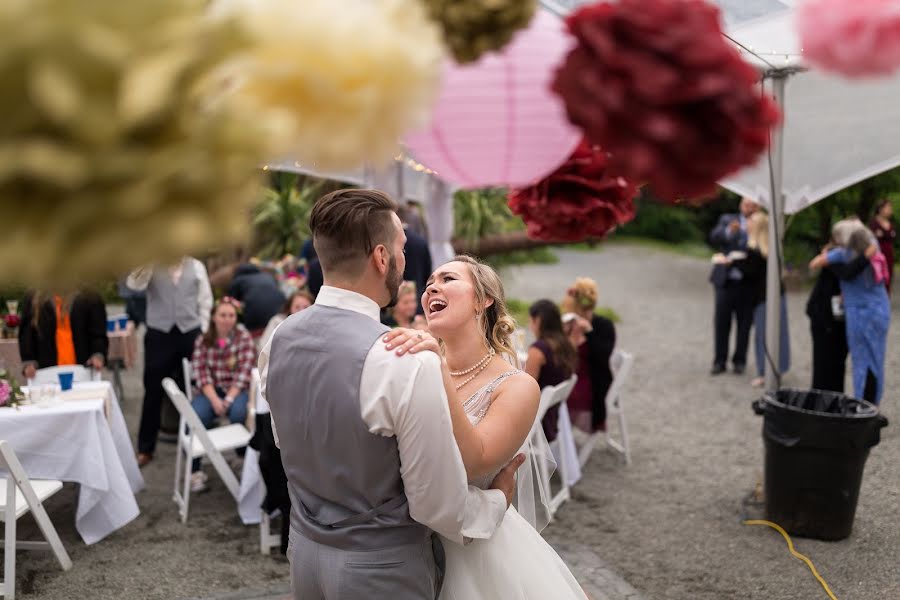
[58,372,74,391]
[106,320,115,333]
[118,316,128,330]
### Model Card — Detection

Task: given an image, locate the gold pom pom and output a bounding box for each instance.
[421,0,537,64]
[0,0,275,287]
[228,0,444,170]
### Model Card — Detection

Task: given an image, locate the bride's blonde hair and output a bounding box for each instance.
[452,255,518,366]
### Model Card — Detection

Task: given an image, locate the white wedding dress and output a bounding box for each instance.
[439,370,588,600]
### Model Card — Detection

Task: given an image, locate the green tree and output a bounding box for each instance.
[252,172,322,260]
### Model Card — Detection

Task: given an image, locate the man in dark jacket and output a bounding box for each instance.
[228,264,286,334]
[402,227,432,315]
[708,197,758,375]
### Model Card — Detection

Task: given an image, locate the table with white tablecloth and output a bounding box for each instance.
[0,381,144,544]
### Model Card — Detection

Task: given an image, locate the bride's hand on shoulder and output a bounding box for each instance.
[383,328,440,357]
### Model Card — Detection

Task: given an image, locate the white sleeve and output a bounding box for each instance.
[193,259,213,334]
[360,348,507,544]
[258,321,282,448]
[126,266,153,291]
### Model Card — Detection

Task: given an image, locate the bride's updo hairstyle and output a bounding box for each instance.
[453,255,518,366]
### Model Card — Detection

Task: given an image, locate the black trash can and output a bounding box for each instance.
[752,388,888,541]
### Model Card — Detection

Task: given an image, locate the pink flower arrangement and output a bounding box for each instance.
[0,380,11,407]
[797,0,900,78]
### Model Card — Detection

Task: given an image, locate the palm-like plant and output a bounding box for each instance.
[252,172,322,259]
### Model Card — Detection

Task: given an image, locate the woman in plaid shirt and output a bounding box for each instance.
[189,297,255,488]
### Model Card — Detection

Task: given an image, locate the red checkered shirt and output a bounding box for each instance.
[191,325,255,392]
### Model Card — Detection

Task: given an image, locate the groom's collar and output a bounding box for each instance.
[315,286,381,322]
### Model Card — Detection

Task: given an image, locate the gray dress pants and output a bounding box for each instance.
[288,528,440,599]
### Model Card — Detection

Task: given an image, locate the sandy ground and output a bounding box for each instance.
[7,242,899,599]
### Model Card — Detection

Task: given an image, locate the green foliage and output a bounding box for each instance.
[252,172,322,260]
[485,247,558,269]
[453,187,520,241]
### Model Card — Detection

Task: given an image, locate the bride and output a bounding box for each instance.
[384,255,587,600]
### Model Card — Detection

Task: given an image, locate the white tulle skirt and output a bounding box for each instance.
[439,506,588,600]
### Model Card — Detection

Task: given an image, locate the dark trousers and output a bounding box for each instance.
[138,326,201,454]
[250,414,292,554]
[810,321,848,393]
[713,283,754,368]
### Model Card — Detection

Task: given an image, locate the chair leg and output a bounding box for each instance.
[180,448,193,523]
[619,408,631,466]
[5,497,16,600]
[27,499,71,572]
[260,511,270,556]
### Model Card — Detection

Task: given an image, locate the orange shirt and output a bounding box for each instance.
[54,296,76,365]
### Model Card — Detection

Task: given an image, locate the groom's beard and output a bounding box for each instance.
[383,253,402,309]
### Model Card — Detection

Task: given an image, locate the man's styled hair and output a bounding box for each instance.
[309,189,398,277]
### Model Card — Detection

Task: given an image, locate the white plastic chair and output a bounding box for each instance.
[31,365,92,386]
[162,378,252,523]
[249,368,279,555]
[0,441,71,599]
[528,375,578,518]
[578,350,635,467]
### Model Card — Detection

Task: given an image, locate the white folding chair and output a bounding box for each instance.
[163,378,252,523]
[528,375,578,518]
[578,350,635,467]
[31,365,92,385]
[0,441,71,599]
[249,368,279,555]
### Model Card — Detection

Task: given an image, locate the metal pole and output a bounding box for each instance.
[764,74,787,392]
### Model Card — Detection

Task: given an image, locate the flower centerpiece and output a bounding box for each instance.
[0,365,25,408]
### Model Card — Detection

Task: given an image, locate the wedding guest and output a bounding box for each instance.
[525,299,577,442]
[708,197,758,375]
[18,290,108,380]
[869,199,895,294]
[402,226,432,315]
[127,257,213,467]
[227,262,286,341]
[189,297,255,491]
[561,277,616,431]
[259,290,314,351]
[730,213,790,387]
[810,221,890,404]
[382,281,417,328]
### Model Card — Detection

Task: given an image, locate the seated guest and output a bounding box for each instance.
[189,297,255,490]
[18,290,108,380]
[259,290,314,351]
[561,277,616,432]
[525,299,577,441]
[382,281,418,329]
[227,263,285,341]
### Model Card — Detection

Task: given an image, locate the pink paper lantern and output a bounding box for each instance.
[797,0,900,77]
[405,10,581,189]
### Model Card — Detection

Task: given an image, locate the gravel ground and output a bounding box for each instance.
[8,242,899,599]
[507,244,900,600]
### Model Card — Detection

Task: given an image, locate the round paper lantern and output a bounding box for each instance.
[405,9,581,189]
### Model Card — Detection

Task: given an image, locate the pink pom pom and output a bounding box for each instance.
[797,0,900,77]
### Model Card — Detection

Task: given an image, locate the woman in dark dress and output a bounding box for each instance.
[561,278,616,432]
[869,199,895,295]
[525,300,577,441]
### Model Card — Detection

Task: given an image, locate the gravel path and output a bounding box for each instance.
[506,244,900,600]
[9,242,898,599]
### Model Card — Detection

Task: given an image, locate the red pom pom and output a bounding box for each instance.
[508,140,638,242]
[551,0,780,202]
[4,314,20,328]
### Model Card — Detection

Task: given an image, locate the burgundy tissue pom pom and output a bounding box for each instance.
[508,140,638,242]
[551,0,780,202]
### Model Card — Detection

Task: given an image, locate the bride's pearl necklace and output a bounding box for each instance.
[451,348,495,391]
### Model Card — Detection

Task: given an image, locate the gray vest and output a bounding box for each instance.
[145,262,202,333]
[267,305,429,550]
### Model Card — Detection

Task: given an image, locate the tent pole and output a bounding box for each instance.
[764,73,787,392]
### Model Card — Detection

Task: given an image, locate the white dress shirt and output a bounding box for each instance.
[259,285,507,544]
[126,257,213,333]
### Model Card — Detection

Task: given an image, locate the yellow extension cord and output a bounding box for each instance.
[743,520,838,600]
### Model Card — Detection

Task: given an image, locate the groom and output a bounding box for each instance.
[260,189,522,599]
